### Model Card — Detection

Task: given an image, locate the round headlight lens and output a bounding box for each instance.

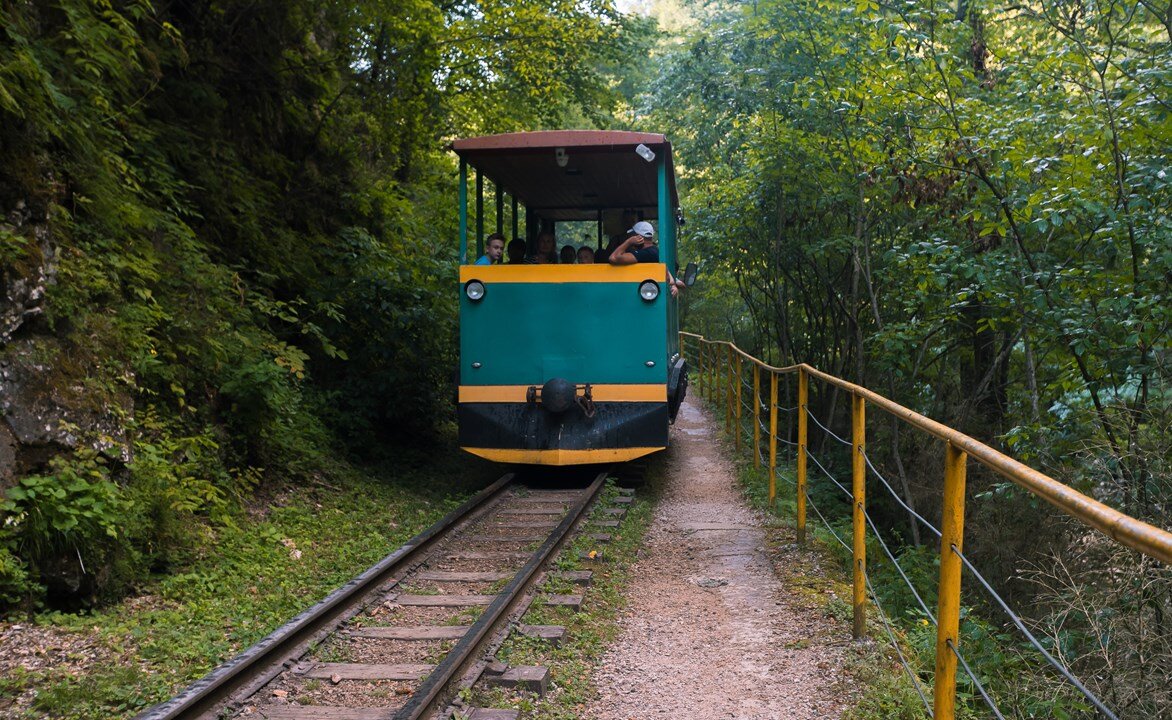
[465,280,486,301]
[639,280,660,302]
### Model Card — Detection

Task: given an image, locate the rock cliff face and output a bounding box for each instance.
[0,204,131,486]
[0,201,54,346]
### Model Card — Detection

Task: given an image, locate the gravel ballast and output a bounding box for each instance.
[587,397,851,719]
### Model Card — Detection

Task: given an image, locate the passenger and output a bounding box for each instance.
[577,246,595,264]
[609,221,685,297]
[526,231,557,264]
[506,238,527,264]
[560,245,576,264]
[607,221,659,264]
[476,233,506,265]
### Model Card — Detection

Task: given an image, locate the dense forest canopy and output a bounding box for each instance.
[0,0,1169,715]
[0,0,650,607]
[657,0,1169,520]
[650,0,1170,713]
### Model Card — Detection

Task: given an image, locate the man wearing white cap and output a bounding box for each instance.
[607,220,659,265]
[608,220,685,296]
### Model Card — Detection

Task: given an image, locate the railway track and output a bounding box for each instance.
[135,468,633,720]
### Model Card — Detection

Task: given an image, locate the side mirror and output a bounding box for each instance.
[683,262,699,287]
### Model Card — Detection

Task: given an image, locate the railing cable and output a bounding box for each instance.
[804,448,853,501]
[864,571,935,717]
[952,546,1119,720]
[862,511,937,625]
[862,450,942,539]
[804,406,852,446]
[805,491,851,553]
[947,639,1007,720]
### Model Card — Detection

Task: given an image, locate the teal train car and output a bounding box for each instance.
[453,131,688,465]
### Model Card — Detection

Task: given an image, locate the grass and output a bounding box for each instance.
[0,441,499,719]
[458,468,662,719]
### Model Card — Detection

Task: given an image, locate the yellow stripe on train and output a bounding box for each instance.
[459,263,666,283]
[461,447,664,466]
[459,384,667,403]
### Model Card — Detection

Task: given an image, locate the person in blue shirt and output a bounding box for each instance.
[475,233,505,265]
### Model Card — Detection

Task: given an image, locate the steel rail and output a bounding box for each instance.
[394,471,608,719]
[135,473,517,720]
[680,331,1172,565]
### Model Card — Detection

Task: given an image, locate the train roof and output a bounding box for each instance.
[451,130,679,221]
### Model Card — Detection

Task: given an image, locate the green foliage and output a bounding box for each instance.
[651,1,1170,714]
[1,450,494,718]
[0,0,651,614]
[2,453,122,542]
[0,451,126,603]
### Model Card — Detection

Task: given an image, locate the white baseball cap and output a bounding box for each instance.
[629,221,654,238]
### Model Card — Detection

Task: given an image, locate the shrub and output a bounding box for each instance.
[0,450,127,610]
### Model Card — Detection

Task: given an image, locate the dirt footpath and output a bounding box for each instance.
[587,396,850,719]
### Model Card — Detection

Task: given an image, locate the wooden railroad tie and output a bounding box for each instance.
[496,508,566,515]
[466,533,546,543]
[483,663,550,694]
[542,593,584,610]
[348,625,469,640]
[253,707,397,719]
[593,520,620,528]
[517,624,566,646]
[552,570,593,585]
[414,570,510,582]
[602,507,627,517]
[301,662,431,681]
[491,521,559,529]
[396,594,496,607]
[446,550,530,560]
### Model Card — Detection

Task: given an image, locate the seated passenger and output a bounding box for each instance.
[560,245,577,264]
[526,231,557,264]
[577,246,595,264]
[607,221,658,265]
[506,238,527,264]
[476,233,506,265]
[608,222,685,296]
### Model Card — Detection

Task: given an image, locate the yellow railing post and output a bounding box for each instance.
[707,342,714,400]
[734,354,743,452]
[725,345,733,434]
[752,363,761,468]
[934,442,968,720]
[797,368,808,544]
[852,392,867,639]
[699,341,706,399]
[706,342,714,401]
[709,343,716,401]
[700,341,707,399]
[768,371,778,506]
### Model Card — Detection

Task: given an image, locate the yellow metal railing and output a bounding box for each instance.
[680,331,1172,720]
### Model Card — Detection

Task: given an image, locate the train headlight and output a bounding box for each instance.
[639,280,660,302]
[465,280,486,302]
